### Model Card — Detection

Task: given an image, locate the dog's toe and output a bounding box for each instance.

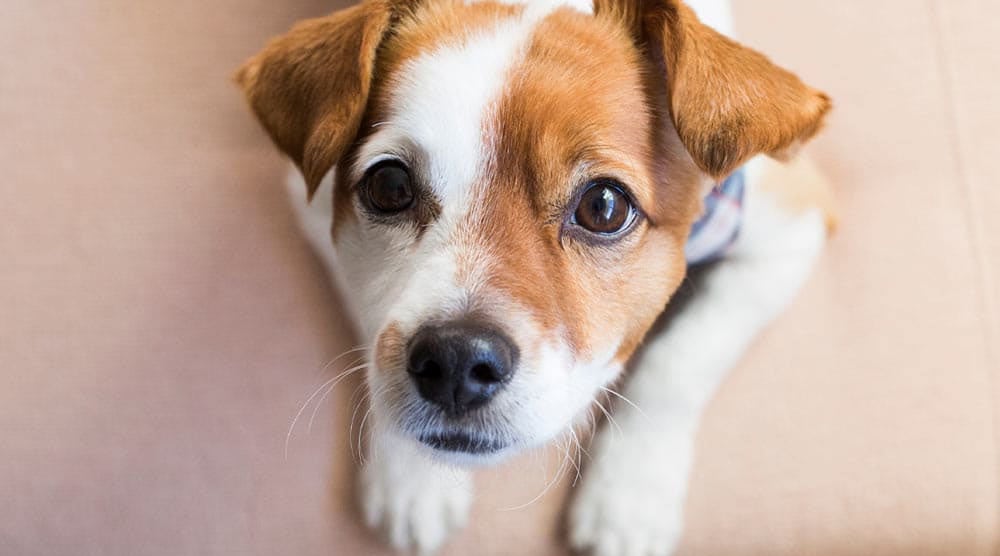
[360,457,472,555]
[569,490,681,556]
[567,430,685,556]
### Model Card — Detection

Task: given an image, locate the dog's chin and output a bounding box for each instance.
[412,430,518,467]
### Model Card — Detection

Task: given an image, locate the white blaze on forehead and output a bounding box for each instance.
[352,0,600,342]
[358,23,518,206]
[357,0,593,206]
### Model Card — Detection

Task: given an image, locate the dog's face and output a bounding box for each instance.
[238,0,829,463]
[329,1,701,462]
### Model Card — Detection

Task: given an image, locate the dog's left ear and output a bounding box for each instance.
[600,0,831,178]
[235,0,399,198]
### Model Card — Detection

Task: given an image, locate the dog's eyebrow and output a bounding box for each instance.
[350,130,419,180]
[573,144,646,179]
[358,153,405,175]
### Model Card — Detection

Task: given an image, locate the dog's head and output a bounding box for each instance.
[237,0,829,464]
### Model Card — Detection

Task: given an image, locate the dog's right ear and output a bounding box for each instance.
[235,0,398,199]
[596,0,830,179]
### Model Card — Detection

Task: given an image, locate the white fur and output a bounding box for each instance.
[354,27,513,204]
[362,423,473,555]
[568,158,827,556]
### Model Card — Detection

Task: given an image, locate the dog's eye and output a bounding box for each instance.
[363,161,414,213]
[573,180,635,235]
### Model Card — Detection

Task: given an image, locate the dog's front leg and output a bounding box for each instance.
[569,163,830,556]
[360,421,473,555]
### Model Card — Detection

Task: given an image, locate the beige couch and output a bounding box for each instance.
[2,0,997,554]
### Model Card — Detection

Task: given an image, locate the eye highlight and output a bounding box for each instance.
[362,160,414,214]
[572,180,637,236]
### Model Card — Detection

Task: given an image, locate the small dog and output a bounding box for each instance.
[237,0,833,553]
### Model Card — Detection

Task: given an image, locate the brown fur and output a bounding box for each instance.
[375,322,407,373]
[596,0,832,178]
[475,7,691,358]
[235,0,399,198]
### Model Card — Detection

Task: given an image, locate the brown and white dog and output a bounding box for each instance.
[237,0,833,554]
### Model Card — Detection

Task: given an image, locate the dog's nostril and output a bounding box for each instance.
[470,362,501,384]
[418,359,443,379]
[405,321,518,415]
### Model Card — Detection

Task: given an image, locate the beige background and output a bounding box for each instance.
[2,1,997,554]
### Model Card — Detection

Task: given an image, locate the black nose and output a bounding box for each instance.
[407,321,517,416]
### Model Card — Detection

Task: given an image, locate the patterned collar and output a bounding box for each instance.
[684,168,746,266]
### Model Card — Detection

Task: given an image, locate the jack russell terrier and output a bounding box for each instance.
[237,0,833,553]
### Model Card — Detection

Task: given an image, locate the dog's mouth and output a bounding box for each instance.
[418,431,508,455]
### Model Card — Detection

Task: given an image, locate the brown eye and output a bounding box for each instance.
[573,181,635,235]
[364,161,414,213]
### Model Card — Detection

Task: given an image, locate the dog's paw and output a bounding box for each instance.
[567,427,689,556]
[360,453,472,555]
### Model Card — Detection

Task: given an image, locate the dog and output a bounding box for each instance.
[236,0,833,553]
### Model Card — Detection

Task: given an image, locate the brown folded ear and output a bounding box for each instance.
[603,0,831,178]
[234,0,397,199]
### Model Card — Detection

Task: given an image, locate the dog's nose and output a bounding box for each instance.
[407,321,517,415]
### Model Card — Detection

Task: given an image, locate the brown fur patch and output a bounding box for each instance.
[236,0,398,197]
[374,321,407,372]
[596,0,832,178]
[470,8,695,359]
[378,0,521,73]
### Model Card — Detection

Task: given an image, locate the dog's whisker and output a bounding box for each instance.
[349,384,374,464]
[567,427,587,486]
[586,407,599,452]
[499,432,573,512]
[288,354,370,463]
[347,384,371,465]
[600,385,649,421]
[306,362,370,434]
[356,403,375,466]
[357,382,395,466]
[593,398,623,438]
[533,440,552,483]
[315,345,370,379]
[285,373,346,461]
[566,442,582,487]
[569,425,590,462]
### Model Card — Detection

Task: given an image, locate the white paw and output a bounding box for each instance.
[360,448,472,555]
[568,425,691,556]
